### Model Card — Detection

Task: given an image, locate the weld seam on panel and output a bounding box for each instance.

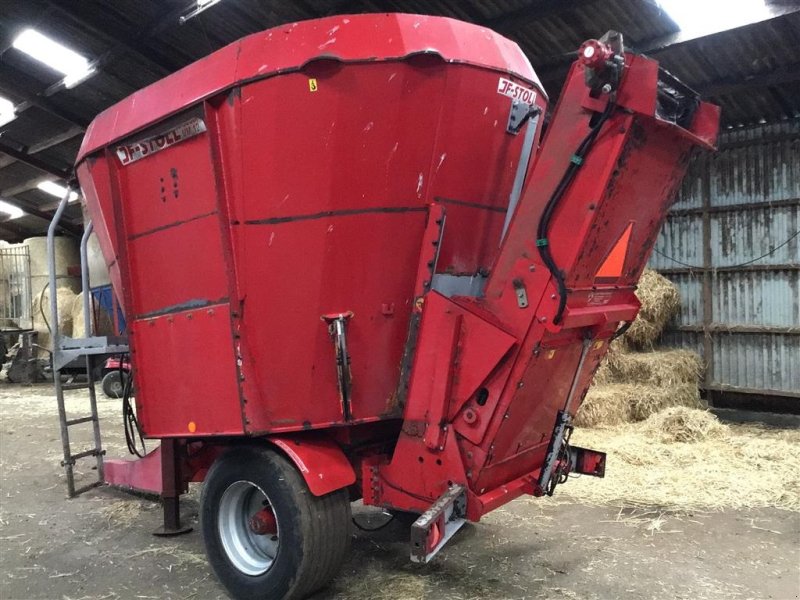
[434,196,507,213]
[135,297,229,320]
[128,210,219,240]
[244,205,427,225]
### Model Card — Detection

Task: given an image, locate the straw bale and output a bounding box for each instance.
[591,339,627,385]
[629,383,702,421]
[626,269,680,348]
[641,407,728,443]
[605,349,701,387]
[71,292,115,338]
[575,383,703,428]
[573,386,632,427]
[592,361,614,385]
[30,286,76,352]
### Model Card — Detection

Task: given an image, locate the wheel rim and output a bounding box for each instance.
[110,380,123,396]
[218,480,279,576]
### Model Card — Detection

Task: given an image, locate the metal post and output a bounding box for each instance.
[47,189,75,496]
[701,156,714,393]
[85,351,105,481]
[154,439,192,536]
[46,190,72,352]
[80,222,94,337]
[79,221,104,480]
[501,112,540,242]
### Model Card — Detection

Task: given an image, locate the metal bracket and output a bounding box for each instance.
[506,100,540,135]
[321,311,355,421]
[410,484,466,563]
[569,445,606,478]
[501,110,540,241]
[53,335,130,371]
[397,204,446,409]
[512,278,528,308]
[538,410,572,495]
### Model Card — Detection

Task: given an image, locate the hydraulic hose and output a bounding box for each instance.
[536,97,617,325]
[121,357,146,458]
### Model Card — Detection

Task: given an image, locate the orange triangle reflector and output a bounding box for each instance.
[596,222,633,279]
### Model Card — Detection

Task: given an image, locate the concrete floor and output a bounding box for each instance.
[1,384,798,600]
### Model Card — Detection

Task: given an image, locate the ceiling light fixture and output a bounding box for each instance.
[12,28,94,89]
[658,0,771,38]
[180,0,224,24]
[0,96,15,128]
[0,200,25,221]
[37,181,80,203]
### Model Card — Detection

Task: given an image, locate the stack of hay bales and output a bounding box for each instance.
[575,269,705,428]
[71,292,115,338]
[31,285,77,354]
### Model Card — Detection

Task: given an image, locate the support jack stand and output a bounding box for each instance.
[152,439,192,536]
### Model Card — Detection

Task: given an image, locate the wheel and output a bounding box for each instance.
[388,509,421,528]
[201,446,351,600]
[101,370,127,398]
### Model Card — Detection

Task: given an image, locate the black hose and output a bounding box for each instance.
[120,355,146,457]
[38,282,51,334]
[610,320,632,342]
[536,97,617,324]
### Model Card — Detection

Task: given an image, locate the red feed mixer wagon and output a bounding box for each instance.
[73,13,718,600]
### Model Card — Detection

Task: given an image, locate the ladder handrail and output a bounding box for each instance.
[46,189,73,350]
[79,221,94,338]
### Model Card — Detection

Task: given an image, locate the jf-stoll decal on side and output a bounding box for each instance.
[497,77,537,105]
[116,118,207,166]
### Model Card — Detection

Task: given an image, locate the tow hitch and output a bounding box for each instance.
[410,484,466,563]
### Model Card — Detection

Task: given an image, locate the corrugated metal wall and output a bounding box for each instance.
[650,119,799,401]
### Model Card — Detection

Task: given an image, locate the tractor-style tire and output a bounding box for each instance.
[201,446,351,600]
[101,370,126,398]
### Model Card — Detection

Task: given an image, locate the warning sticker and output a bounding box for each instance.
[116,117,207,166]
[497,77,537,105]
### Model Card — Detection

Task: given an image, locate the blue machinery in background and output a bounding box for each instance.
[90,284,126,333]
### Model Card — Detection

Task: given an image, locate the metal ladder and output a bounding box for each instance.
[48,191,128,497]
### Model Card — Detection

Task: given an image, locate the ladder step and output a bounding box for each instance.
[71,481,103,497]
[66,416,96,426]
[67,448,102,462]
[62,383,92,390]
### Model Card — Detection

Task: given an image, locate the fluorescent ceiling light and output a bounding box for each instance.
[37,181,79,203]
[0,96,15,127]
[659,0,770,38]
[12,29,93,88]
[0,200,25,221]
[63,66,96,89]
[180,0,223,23]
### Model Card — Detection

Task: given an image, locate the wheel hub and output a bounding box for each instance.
[248,507,277,535]
[218,480,280,576]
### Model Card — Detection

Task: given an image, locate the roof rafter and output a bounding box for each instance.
[534,7,800,83]
[0,219,32,242]
[0,139,72,180]
[698,61,800,97]
[0,67,90,129]
[45,0,182,75]
[0,195,81,237]
[485,0,597,31]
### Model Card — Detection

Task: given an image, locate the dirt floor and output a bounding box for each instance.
[1,383,798,600]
